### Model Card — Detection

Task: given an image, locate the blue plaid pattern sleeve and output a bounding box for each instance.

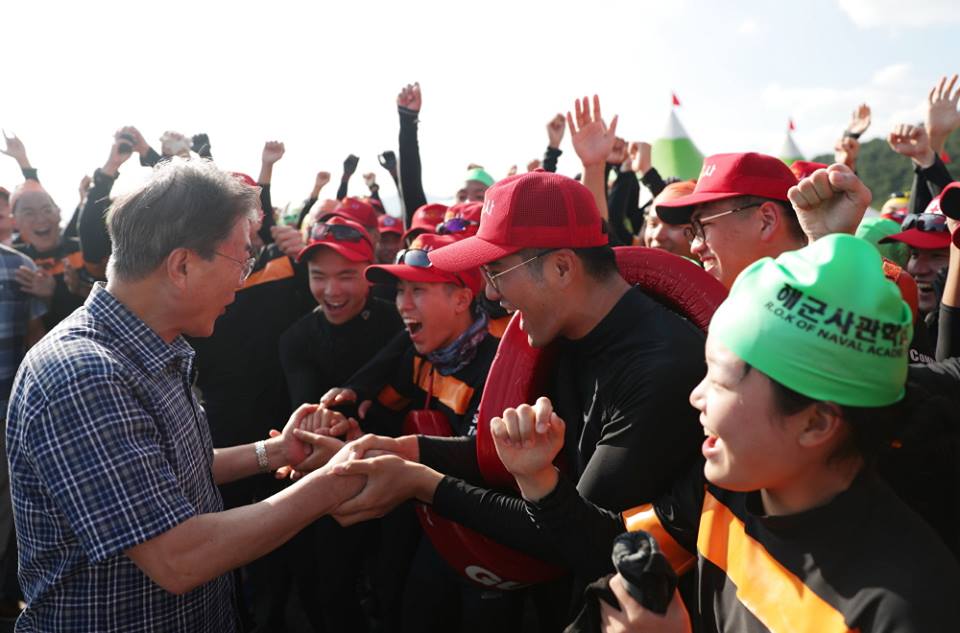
[6,284,237,632]
[0,245,46,412]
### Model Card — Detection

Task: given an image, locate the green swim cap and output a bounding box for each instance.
[711,234,912,407]
[856,216,910,268]
[465,168,494,188]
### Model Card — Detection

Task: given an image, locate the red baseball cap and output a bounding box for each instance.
[428,170,607,272]
[296,216,374,263]
[378,214,403,235]
[926,181,960,220]
[403,203,449,243]
[445,201,484,224]
[789,160,828,180]
[230,172,258,188]
[321,197,379,230]
[881,203,952,250]
[655,152,799,225]
[366,233,482,295]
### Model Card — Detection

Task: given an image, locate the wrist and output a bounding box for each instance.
[102,162,122,178]
[515,466,559,502]
[913,148,936,170]
[413,465,442,503]
[264,436,286,471]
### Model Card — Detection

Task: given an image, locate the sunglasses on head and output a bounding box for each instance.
[310,222,369,244]
[901,213,948,233]
[436,217,478,235]
[394,248,467,287]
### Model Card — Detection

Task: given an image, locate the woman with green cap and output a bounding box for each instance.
[490,233,960,632]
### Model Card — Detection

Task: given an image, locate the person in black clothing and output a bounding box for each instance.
[269,217,403,633]
[325,171,705,630]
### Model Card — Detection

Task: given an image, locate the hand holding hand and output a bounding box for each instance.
[599,575,692,633]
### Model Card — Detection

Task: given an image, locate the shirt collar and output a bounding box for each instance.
[85,283,195,375]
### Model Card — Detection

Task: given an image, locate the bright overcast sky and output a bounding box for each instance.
[3,0,959,217]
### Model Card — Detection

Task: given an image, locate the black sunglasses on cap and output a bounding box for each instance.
[901,213,948,233]
[310,222,370,244]
[394,248,467,287]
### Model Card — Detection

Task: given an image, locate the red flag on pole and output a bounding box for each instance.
[788,118,796,132]
[941,150,951,164]
[672,92,681,107]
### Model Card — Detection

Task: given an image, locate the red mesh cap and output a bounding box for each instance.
[322,197,379,229]
[789,160,828,180]
[296,217,374,263]
[378,214,404,235]
[366,233,482,295]
[655,152,799,225]
[428,170,607,272]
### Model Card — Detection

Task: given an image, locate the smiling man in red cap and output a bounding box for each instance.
[654,152,807,289]
[318,170,706,627]
[881,193,955,318]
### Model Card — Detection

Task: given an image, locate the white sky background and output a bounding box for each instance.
[2,0,959,217]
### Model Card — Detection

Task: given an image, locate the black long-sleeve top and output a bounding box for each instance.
[417,287,706,577]
[607,165,640,246]
[542,146,562,173]
[77,169,116,267]
[397,107,428,228]
[908,153,954,216]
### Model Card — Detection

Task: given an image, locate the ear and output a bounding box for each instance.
[452,286,474,314]
[548,249,576,289]
[796,401,845,451]
[756,201,782,242]
[165,248,192,290]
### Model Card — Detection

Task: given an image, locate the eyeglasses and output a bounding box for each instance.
[682,203,761,243]
[436,217,478,235]
[394,248,467,287]
[901,213,948,233]
[215,251,257,283]
[16,205,59,222]
[481,249,557,294]
[309,222,369,244]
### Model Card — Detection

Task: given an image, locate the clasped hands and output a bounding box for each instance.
[269,393,569,526]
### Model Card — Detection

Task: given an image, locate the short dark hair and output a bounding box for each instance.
[521,245,619,282]
[107,159,259,281]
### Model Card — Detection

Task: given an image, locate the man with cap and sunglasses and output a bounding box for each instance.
[310,233,512,632]
[323,170,706,625]
[268,217,403,633]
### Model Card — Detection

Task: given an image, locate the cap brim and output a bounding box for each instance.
[365,264,460,286]
[880,229,952,250]
[653,191,745,225]
[296,241,371,264]
[426,235,523,272]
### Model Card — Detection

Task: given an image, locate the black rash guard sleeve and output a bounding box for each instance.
[397,107,427,227]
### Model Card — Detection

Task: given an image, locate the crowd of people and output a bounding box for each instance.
[0,74,958,633]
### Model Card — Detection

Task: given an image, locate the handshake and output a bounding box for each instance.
[271,391,569,526]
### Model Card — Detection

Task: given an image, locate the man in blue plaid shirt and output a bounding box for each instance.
[6,160,365,632]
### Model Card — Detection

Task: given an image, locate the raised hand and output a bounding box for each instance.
[887,123,935,168]
[117,126,150,155]
[506,165,518,177]
[397,82,422,112]
[787,163,872,242]
[606,137,628,166]
[78,175,92,203]
[315,171,331,190]
[1,131,31,168]
[363,172,377,190]
[526,159,542,172]
[490,396,565,501]
[567,95,619,167]
[191,133,212,157]
[926,74,960,153]
[630,141,652,175]
[270,225,305,259]
[378,150,398,174]
[104,135,136,176]
[343,154,359,176]
[846,103,872,137]
[262,140,285,165]
[547,114,566,149]
[833,136,860,170]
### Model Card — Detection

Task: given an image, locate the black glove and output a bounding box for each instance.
[192,133,212,158]
[378,150,397,173]
[343,154,359,176]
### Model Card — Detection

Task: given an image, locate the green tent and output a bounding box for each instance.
[651,109,703,181]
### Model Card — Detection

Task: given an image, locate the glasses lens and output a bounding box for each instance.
[311,223,364,242]
[903,213,947,232]
[437,218,471,235]
[395,249,432,267]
